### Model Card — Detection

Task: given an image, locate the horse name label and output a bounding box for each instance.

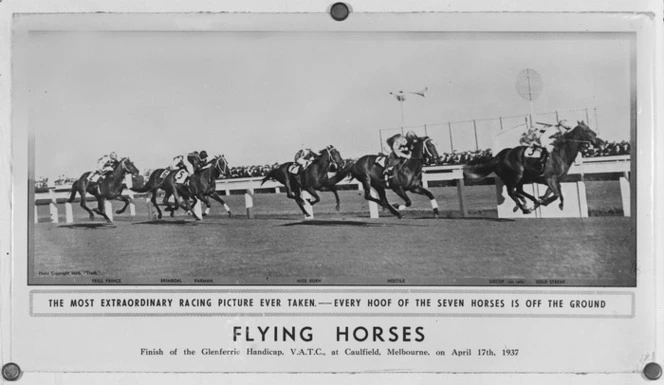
[334,299,361,307]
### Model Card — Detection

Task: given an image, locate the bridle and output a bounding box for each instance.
[214,155,229,177]
[323,146,342,170]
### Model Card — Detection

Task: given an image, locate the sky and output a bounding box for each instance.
[25,31,633,179]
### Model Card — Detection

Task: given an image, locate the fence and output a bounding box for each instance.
[34,154,631,223]
[378,107,599,153]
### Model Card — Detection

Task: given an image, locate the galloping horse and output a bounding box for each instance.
[129,155,210,219]
[130,167,174,219]
[349,136,442,218]
[463,121,605,213]
[350,136,440,218]
[176,155,233,219]
[68,158,140,222]
[261,146,349,216]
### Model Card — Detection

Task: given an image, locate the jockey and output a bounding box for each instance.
[383,132,413,181]
[294,147,318,173]
[187,150,208,173]
[538,120,571,154]
[89,152,119,182]
[168,154,191,185]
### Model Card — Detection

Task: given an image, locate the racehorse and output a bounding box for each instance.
[349,136,442,218]
[261,146,349,217]
[463,121,605,213]
[129,155,210,219]
[67,158,140,222]
[175,155,233,219]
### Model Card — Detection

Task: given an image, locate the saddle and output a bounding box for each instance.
[375,155,387,168]
[288,160,313,175]
[524,147,548,174]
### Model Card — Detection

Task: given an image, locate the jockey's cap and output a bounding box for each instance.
[200,150,208,158]
[109,152,118,160]
[405,131,417,139]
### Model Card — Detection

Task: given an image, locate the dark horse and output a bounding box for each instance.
[174,155,233,219]
[349,136,442,218]
[68,158,140,222]
[133,155,232,220]
[463,121,605,213]
[260,146,349,216]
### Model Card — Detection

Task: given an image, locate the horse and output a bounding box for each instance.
[261,146,350,217]
[175,155,233,219]
[463,121,605,214]
[129,168,173,219]
[349,136,442,218]
[67,158,140,222]
[129,155,210,219]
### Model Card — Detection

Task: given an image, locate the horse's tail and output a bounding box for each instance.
[130,181,153,193]
[463,156,499,180]
[261,169,280,186]
[67,180,79,203]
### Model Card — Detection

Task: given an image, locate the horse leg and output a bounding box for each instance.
[391,185,412,211]
[209,192,232,217]
[506,184,533,214]
[283,178,309,216]
[410,185,440,219]
[96,197,112,222]
[330,187,340,211]
[150,189,163,219]
[304,187,320,206]
[516,184,540,207]
[78,188,96,220]
[539,180,563,209]
[114,194,131,214]
[373,184,403,219]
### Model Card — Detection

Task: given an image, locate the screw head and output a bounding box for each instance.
[2,363,21,381]
[330,2,350,22]
[644,362,662,380]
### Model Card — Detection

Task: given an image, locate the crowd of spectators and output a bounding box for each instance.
[34,141,632,190]
[439,149,493,166]
[581,140,630,158]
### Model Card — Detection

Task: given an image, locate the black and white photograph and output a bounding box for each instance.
[25,27,637,286]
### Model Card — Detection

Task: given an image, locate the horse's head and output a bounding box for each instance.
[321,145,344,172]
[570,120,605,148]
[119,158,140,176]
[411,136,440,165]
[212,155,232,179]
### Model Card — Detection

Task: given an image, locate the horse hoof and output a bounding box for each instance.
[157,214,162,219]
[335,205,340,212]
[559,204,564,210]
[397,213,403,219]
[227,212,233,218]
[115,210,123,214]
[512,206,519,213]
[522,209,532,214]
[202,213,208,217]
[89,214,94,220]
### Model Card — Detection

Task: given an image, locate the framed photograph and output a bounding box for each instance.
[1,1,662,384]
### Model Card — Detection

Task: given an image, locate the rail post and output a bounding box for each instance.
[104,200,114,222]
[65,201,74,224]
[245,189,254,219]
[369,188,379,219]
[620,172,631,217]
[456,176,468,218]
[48,183,59,223]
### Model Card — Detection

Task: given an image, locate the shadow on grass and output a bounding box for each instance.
[132,219,198,226]
[281,219,432,227]
[58,223,116,229]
